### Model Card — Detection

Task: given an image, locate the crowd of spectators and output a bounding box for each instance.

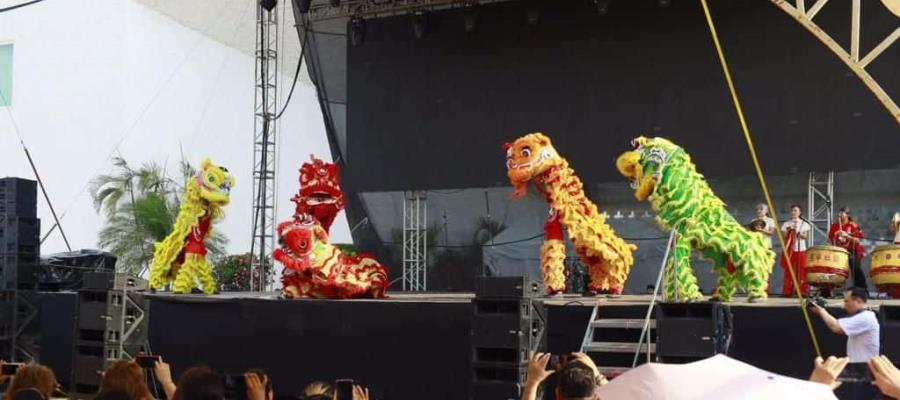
[0,358,369,400]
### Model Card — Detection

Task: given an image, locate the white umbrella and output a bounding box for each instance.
[596,354,837,400]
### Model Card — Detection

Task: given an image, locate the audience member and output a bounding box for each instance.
[869,355,900,399]
[100,360,153,400]
[244,369,270,400]
[94,388,134,400]
[3,364,57,400]
[173,367,224,400]
[808,355,850,390]
[154,357,177,400]
[522,352,606,400]
[9,388,48,400]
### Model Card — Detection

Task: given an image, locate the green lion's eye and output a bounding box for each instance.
[208,175,216,183]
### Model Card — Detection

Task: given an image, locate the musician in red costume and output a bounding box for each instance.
[281,155,345,298]
[829,207,867,290]
[780,204,811,296]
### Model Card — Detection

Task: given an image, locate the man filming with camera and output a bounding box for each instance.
[810,287,880,399]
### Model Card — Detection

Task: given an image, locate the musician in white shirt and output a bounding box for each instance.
[892,212,900,245]
[750,203,776,249]
[780,204,812,296]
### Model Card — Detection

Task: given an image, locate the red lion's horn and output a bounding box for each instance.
[502,142,512,151]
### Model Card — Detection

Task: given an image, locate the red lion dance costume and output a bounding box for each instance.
[274,155,388,299]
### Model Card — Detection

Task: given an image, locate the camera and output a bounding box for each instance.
[222,374,249,400]
[1,362,23,375]
[135,354,160,369]
[334,379,354,400]
[806,296,827,309]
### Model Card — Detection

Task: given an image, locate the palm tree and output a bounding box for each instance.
[91,157,227,275]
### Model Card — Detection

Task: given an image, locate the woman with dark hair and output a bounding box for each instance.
[100,360,153,400]
[3,364,57,400]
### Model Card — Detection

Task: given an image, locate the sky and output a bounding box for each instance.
[0,0,350,262]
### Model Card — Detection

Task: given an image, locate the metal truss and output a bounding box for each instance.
[807,171,834,246]
[305,0,514,22]
[402,191,428,291]
[251,2,280,291]
[769,0,900,125]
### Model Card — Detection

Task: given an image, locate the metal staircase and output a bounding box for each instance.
[580,305,657,377]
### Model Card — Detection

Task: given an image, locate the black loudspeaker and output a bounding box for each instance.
[655,302,732,362]
[72,290,149,398]
[0,290,15,360]
[474,276,543,299]
[40,292,78,393]
[0,178,37,219]
[879,305,900,360]
[470,277,546,400]
[1,216,41,290]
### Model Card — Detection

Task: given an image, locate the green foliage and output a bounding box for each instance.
[91,157,228,275]
[212,253,274,291]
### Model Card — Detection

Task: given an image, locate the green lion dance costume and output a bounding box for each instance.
[616,136,773,302]
[149,159,234,294]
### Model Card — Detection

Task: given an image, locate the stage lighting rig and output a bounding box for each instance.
[526,3,540,25]
[261,0,278,11]
[297,0,310,13]
[594,0,610,15]
[463,3,478,33]
[412,11,428,39]
[351,17,366,46]
[658,0,671,6]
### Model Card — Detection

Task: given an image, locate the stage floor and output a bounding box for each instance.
[149,290,900,308]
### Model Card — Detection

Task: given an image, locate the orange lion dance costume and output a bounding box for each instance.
[504,133,636,295]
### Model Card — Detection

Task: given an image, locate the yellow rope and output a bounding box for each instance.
[699,0,822,357]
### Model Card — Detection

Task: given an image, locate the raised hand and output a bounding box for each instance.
[869,355,900,398]
[808,356,849,390]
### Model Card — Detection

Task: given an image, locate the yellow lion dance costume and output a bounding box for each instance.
[149,159,234,294]
[504,133,636,295]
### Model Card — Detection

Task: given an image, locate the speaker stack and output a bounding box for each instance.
[0,177,40,361]
[654,302,732,363]
[470,277,546,400]
[70,273,149,398]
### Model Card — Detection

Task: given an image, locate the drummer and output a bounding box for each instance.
[828,207,867,291]
[781,204,811,296]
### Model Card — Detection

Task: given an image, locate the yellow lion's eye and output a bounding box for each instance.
[208,175,216,183]
[521,148,531,158]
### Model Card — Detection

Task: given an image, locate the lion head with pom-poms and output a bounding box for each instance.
[503,132,563,198]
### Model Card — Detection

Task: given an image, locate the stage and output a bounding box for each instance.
[144,292,896,400]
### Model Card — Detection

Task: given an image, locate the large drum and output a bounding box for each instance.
[871,245,900,296]
[806,245,850,288]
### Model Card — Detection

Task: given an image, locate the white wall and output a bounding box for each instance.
[0,1,350,262]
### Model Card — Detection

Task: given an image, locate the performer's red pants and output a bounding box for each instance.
[781,250,808,296]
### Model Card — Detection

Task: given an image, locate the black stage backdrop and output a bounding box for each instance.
[345,0,900,192]
[147,296,473,400]
[148,297,862,400]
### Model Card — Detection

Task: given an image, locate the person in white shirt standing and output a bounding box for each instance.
[811,287,880,400]
[750,204,776,249]
[780,204,812,297]
[891,212,900,245]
